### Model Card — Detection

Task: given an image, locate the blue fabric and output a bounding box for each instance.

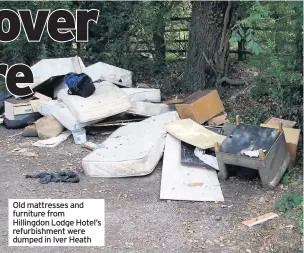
[64,72,86,89]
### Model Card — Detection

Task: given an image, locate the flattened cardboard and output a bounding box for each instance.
[176,90,224,124]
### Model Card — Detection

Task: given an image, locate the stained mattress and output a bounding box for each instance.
[121,88,161,102]
[82,112,180,177]
[19,56,85,90]
[58,81,131,123]
[126,101,175,116]
[37,100,100,131]
[84,62,132,87]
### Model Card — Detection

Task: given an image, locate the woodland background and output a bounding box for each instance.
[0,0,303,238]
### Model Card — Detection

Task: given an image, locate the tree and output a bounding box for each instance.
[183,1,238,92]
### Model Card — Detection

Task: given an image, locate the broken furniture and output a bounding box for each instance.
[261,118,300,165]
[215,122,290,189]
[82,112,179,177]
[160,134,224,202]
[180,126,231,169]
[176,90,224,124]
[4,92,51,120]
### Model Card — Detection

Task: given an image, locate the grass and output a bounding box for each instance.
[276,192,303,234]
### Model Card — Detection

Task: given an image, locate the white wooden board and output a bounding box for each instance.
[160,134,224,202]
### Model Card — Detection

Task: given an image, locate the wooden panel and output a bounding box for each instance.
[160,134,224,202]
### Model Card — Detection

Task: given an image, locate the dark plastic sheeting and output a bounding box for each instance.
[3,112,42,129]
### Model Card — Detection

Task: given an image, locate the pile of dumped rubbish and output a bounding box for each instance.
[0,56,301,203]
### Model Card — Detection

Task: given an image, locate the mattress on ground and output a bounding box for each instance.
[37,100,100,131]
[19,56,85,90]
[82,112,180,177]
[121,88,161,102]
[84,62,132,87]
[126,101,175,116]
[58,81,131,123]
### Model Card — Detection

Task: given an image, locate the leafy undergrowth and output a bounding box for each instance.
[223,64,303,239]
[277,192,303,234]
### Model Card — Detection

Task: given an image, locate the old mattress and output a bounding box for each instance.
[37,100,100,131]
[121,88,161,102]
[19,56,85,90]
[126,101,175,117]
[58,81,131,123]
[84,62,132,87]
[82,112,180,177]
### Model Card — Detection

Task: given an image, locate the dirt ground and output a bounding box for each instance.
[0,125,302,253]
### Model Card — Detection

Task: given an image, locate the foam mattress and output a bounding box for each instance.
[19,56,85,90]
[58,81,131,123]
[37,100,100,131]
[121,88,161,102]
[82,112,180,177]
[126,101,175,116]
[84,62,132,87]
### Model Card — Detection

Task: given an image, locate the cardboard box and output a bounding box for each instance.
[208,111,228,126]
[176,90,224,124]
[4,92,51,120]
[261,123,300,164]
[263,116,296,128]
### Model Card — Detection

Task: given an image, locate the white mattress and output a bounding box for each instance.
[121,88,161,102]
[37,100,100,131]
[19,56,85,90]
[126,101,175,116]
[58,81,131,123]
[84,62,132,87]
[53,77,66,98]
[82,112,180,177]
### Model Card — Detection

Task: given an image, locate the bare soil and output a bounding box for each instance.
[0,125,302,253]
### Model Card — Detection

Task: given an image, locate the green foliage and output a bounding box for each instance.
[230,2,271,55]
[228,107,271,125]
[241,1,303,128]
[277,193,303,234]
[282,174,289,185]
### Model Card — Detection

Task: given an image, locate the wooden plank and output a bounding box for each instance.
[163,99,184,105]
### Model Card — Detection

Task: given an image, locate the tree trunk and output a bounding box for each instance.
[153,25,166,73]
[183,1,235,93]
